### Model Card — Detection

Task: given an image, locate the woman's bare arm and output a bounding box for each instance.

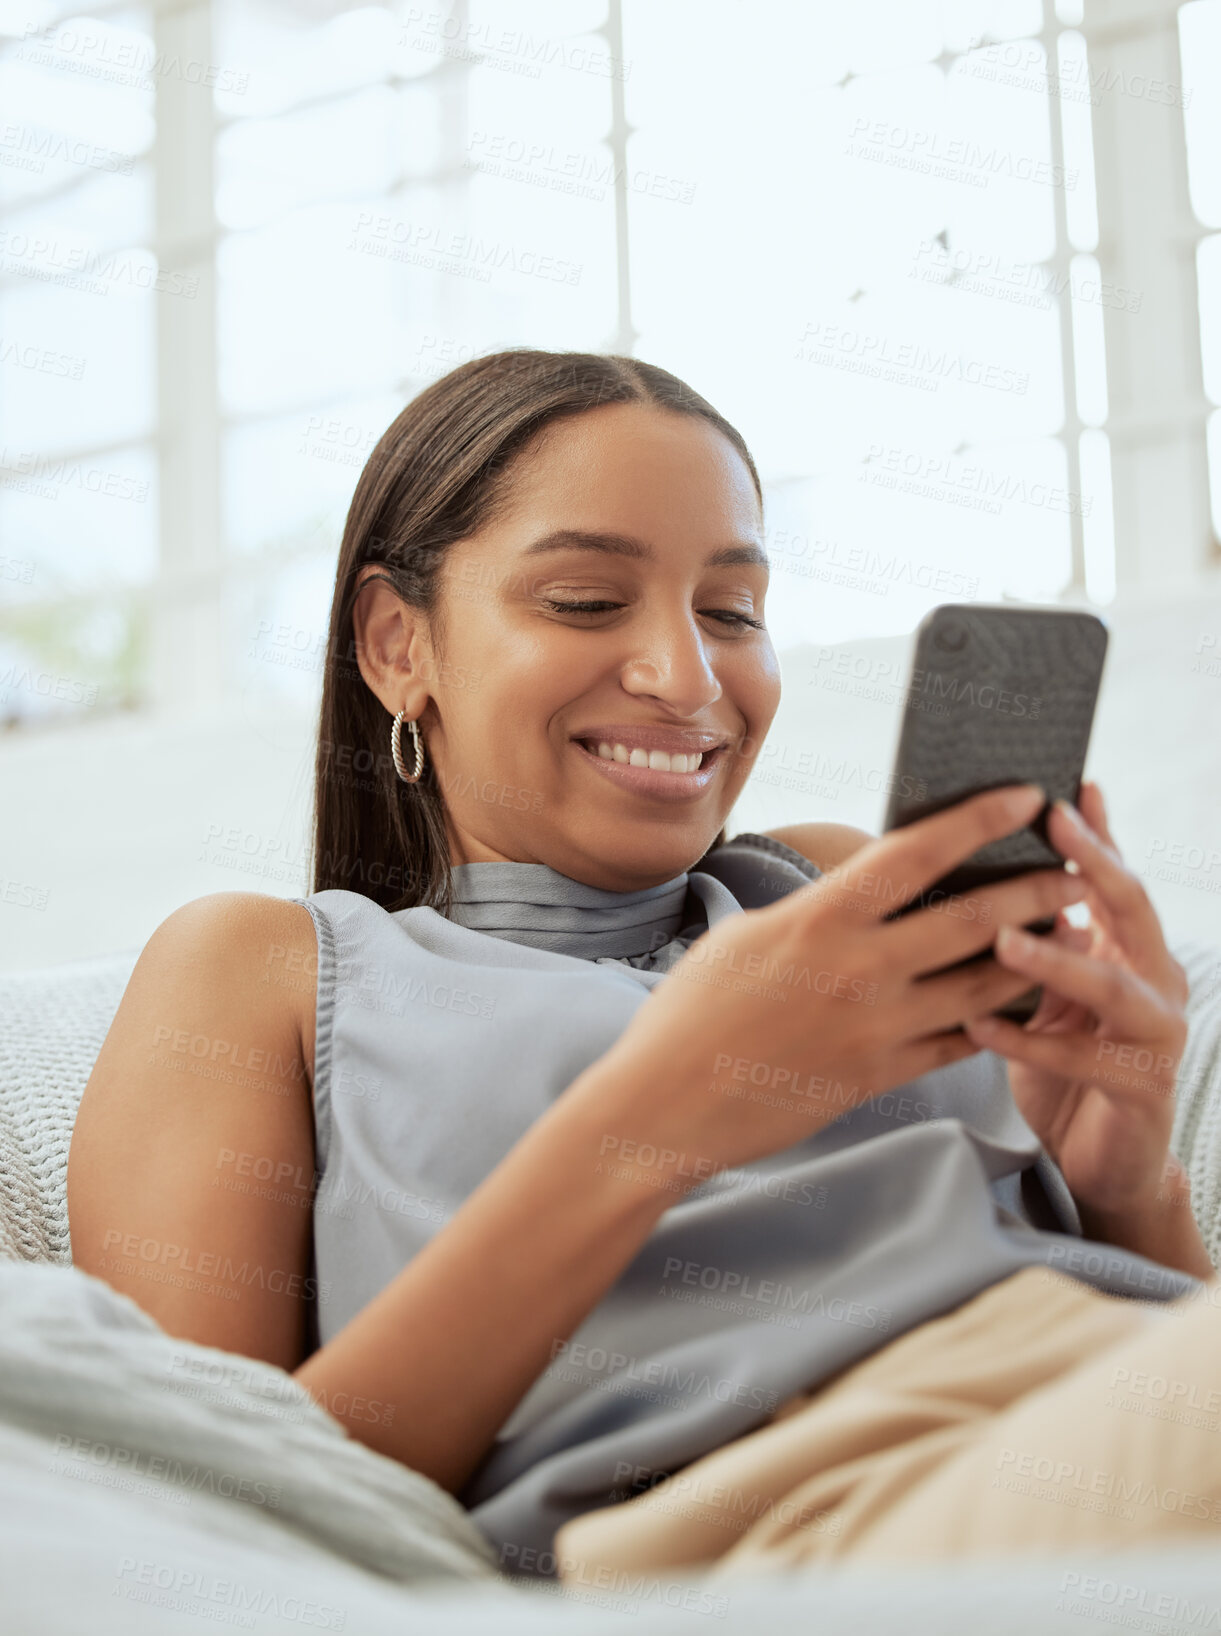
[68,893,321,1371]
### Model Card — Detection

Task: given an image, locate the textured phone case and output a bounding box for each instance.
[883,604,1108,1021]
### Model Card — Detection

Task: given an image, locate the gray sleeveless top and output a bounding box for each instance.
[293,832,1200,1576]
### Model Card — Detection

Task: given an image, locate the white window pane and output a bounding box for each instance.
[4,11,155,148]
[218,199,413,416]
[217,85,400,233]
[0,277,154,449]
[228,548,335,717]
[0,156,153,251]
[1079,427,1115,603]
[754,435,1073,647]
[1180,0,1221,229]
[212,3,394,121]
[410,0,614,88]
[0,54,151,214]
[943,0,1044,52]
[1057,30,1099,251]
[222,392,402,558]
[1199,231,1221,406]
[1070,252,1108,425]
[0,594,145,726]
[945,42,1059,263]
[0,441,156,594]
[1208,407,1221,540]
[467,0,608,37]
[467,34,611,151]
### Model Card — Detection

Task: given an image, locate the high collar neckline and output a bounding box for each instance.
[444,858,691,960]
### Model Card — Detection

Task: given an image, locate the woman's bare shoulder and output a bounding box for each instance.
[759,822,875,873]
[141,892,320,1081]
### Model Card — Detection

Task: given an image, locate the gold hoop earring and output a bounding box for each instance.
[391,709,425,784]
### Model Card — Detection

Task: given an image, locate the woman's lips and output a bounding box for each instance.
[570,737,727,801]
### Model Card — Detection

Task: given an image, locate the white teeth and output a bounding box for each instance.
[591,741,707,773]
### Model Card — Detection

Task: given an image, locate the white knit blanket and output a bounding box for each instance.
[4,942,1221,1268]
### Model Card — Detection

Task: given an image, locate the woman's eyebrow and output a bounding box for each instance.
[519,528,768,569]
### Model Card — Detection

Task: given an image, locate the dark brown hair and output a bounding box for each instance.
[309,349,764,917]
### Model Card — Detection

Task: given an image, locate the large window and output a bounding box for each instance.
[2,0,1217,730]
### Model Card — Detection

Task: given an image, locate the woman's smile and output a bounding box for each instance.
[569,731,733,802]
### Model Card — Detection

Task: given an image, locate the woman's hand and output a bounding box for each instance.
[572,783,1083,1186]
[963,782,1210,1276]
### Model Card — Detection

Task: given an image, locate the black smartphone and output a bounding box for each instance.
[881,602,1109,1024]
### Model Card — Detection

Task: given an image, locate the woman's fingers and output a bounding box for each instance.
[1044,798,1175,991]
[883,1026,987,1088]
[963,1011,1179,1100]
[895,955,1045,1038]
[991,921,1162,1034]
[883,866,1083,976]
[813,784,1046,927]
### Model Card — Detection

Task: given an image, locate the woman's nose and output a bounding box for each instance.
[617,613,722,716]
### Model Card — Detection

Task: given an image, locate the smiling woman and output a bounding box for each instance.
[68,349,1218,1588]
[331,360,782,898]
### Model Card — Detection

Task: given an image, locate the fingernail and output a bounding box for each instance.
[1054,798,1083,826]
[997,925,1033,955]
[1007,784,1045,816]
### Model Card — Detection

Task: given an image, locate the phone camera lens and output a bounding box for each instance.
[933,621,968,653]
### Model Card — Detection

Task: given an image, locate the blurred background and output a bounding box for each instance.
[1,0,1220,970]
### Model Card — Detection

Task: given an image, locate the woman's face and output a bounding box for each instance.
[373,401,781,891]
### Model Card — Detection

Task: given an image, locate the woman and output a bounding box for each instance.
[68,350,1217,1585]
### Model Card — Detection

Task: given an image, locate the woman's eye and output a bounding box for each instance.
[543,600,624,615]
[542,599,763,630]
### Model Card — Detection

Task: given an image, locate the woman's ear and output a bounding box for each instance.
[349,566,434,718]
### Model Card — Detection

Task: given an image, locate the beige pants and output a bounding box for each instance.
[556,1265,1221,1583]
